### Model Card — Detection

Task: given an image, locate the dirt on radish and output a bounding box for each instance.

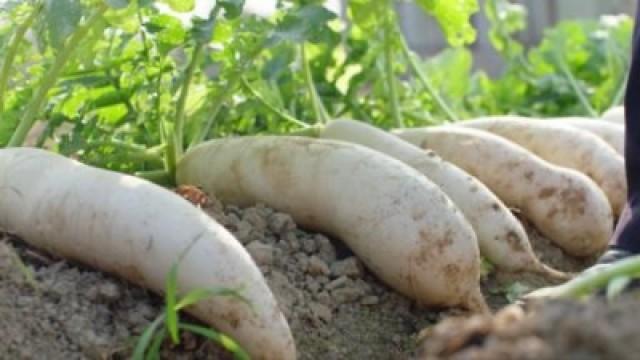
[0,195,622,360]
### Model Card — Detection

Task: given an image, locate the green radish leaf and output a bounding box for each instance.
[44,0,83,48]
[144,13,187,52]
[347,0,386,33]
[105,0,129,9]
[267,4,337,46]
[132,315,166,360]
[262,46,295,82]
[159,0,195,13]
[192,16,218,44]
[0,109,20,147]
[165,263,180,345]
[606,276,632,300]
[179,323,251,360]
[485,0,526,58]
[415,0,479,46]
[219,0,246,20]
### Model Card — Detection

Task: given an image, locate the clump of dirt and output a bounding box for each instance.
[417,294,640,360]
[0,236,233,360]
[202,197,442,359]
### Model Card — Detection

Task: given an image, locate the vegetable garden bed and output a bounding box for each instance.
[0,0,638,359]
[0,195,597,359]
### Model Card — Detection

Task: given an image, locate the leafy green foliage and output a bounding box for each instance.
[485,0,526,59]
[475,13,632,117]
[43,0,83,48]
[415,0,479,46]
[0,0,633,172]
[159,0,195,13]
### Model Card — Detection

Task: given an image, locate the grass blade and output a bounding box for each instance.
[175,287,251,312]
[132,314,166,360]
[179,322,251,360]
[165,263,180,344]
[145,327,168,360]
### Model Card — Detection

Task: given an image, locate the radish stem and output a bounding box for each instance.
[134,169,172,185]
[241,77,311,128]
[398,28,458,122]
[0,7,39,113]
[300,44,330,125]
[553,50,598,117]
[173,43,204,157]
[382,4,404,128]
[8,4,108,147]
[170,5,221,173]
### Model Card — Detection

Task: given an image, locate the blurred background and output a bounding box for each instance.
[314,0,637,74]
[397,0,637,74]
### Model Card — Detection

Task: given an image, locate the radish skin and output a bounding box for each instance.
[602,106,625,125]
[393,127,614,257]
[457,116,626,216]
[177,136,488,312]
[549,117,624,156]
[0,148,295,360]
[320,119,565,278]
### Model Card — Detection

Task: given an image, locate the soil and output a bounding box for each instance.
[0,195,633,360]
[417,294,640,360]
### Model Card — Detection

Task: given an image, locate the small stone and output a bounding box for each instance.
[266,271,298,318]
[325,276,349,290]
[284,231,302,251]
[262,235,278,245]
[353,279,372,294]
[269,213,296,234]
[97,281,121,303]
[294,253,309,271]
[227,205,242,216]
[331,287,363,304]
[16,296,33,307]
[306,277,321,294]
[301,237,318,254]
[316,235,337,263]
[127,303,156,329]
[224,213,241,227]
[242,208,268,231]
[316,291,332,306]
[255,203,274,217]
[0,241,12,270]
[234,220,253,244]
[246,241,274,266]
[309,302,332,323]
[360,295,379,305]
[307,256,330,276]
[330,257,362,278]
